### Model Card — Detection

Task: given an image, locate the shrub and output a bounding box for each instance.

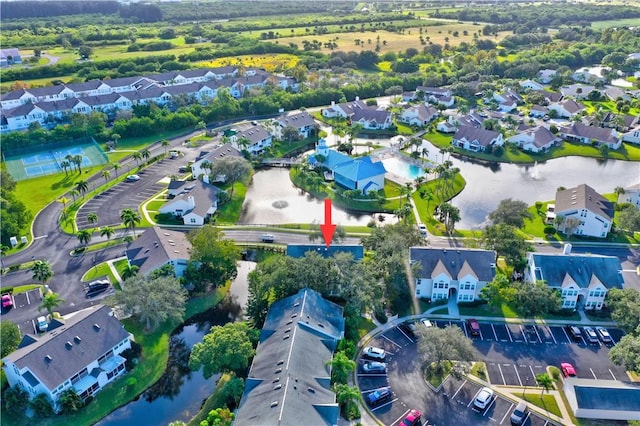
[374,307,387,324]
[543,225,556,235]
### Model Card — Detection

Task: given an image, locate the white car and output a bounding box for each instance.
[362,346,386,360]
[421,319,434,328]
[473,387,495,410]
[37,316,48,332]
[126,174,140,182]
[418,224,427,236]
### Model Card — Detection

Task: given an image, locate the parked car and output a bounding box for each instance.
[37,316,48,332]
[421,319,434,328]
[126,174,140,182]
[366,386,392,407]
[87,279,110,291]
[510,401,528,425]
[473,387,495,410]
[399,321,417,338]
[2,294,13,308]
[566,325,582,341]
[595,327,613,344]
[86,282,110,298]
[418,224,428,236]
[583,326,599,344]
[362,346,386,360]
[261,234,275,243]
[361,361,387,374]
[561,362,576,378]
[401,409,422,426]
[467,318,481,336]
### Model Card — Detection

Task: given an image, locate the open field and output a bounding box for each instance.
[201,53,300,72]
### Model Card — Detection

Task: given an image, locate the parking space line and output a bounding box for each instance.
[491,324,498,340]
[500,403,514,424]
[609,369,616,380]
[25,291,30,304]
[513,365,523,386]
[497,364,506,385]
[451,379,467,400]
[370,397,398,412]
[478,326,483,340]
[548,326,557,344]
[381,334,401,348]
[396,327,413,343]
[590,368,597,379]
[529,366,537,382]
[483,397,497,416]
[505,325,513,342]
[520,325,528,343]
[560,326,571,344]
[390,409,411,426]
[534,325,543,342]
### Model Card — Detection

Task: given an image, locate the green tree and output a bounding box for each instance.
[121,264,139,280]
[218,376,245,408]
[1,321,21,357]
[111,133,121,147]
[333,383,361,420]
[108,275,186,331]
[161,139,170,154]
[57,388,83,414]
[38,292,65,316]
[479,273,516,311]
[536,373,554,394]
[32,259,53,284]
[617,205,640,233]
[439,202,461,234]
[186,226,240,292]
[203,408,234,426]
[112,162,121,177]
[75,180,89,198]
[417,325,475,374]
[87,212,98,227]
[609,333,640,373]
[141,148,151,162]
[31,393,54,418]
[100,226,115,241]
[132,152,142,166]
[2,385,30,414]
[120,208,141,235]
[101,169,111,184]
[514,281,561,317]
[326,351,356,385]
[606,288,640,334]
[482,224,530,270]
[209,156,253,195]
[77,229,92,246]
[189,322,256,378]
[78,45,93,59]
[488,198,533,228]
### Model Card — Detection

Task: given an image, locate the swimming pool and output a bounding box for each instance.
[381,157,425,179]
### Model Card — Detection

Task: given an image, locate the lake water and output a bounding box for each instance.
[96,300,243,426]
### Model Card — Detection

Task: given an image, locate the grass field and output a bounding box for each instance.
[202,53,299,72]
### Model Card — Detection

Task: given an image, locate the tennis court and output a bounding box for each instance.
[4,139,108,181]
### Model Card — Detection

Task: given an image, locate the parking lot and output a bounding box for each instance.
[357,319,627,426]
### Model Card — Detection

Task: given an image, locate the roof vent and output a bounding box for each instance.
[270,401,278,408]
[285,328,291,333]
[274,384,282,390]
[65,341,73,349]
[74,336,82,343]
[293,302,300,308]
[45,355,52,363]
[276,360,284,366]
[308,387,316,393]
[283,335,290,340]
[290,314,297,318]
[275,368,282,374]
[318,323,325,328]
[286,320,293,325]
[93,324,101,331]
[273,378,280,383]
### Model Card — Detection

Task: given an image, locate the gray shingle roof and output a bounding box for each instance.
[125,227,191,276]
[555,184,614,221]
[3,305,130,392]
[410,248,496,281]
[530,253,623,289]
[235,288,344,426]
[453,125,501,147]
[276,111,316,130]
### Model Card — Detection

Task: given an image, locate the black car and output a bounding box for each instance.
[583,326,599,344]
[366,386,392,407]
[399,321,417,338]
[566,325,582,341]
[86,281,110,298]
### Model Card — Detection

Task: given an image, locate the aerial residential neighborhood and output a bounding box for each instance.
[1,1,640,426]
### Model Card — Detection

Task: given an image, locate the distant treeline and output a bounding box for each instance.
[1,1,162,22]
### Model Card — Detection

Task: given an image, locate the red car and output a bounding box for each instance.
[401,409,421,426]
[561,362,576,378]
[2,294,12,308]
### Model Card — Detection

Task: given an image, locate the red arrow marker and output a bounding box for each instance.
[320,198,337,248]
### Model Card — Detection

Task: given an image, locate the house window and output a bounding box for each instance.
[190,218,196,223]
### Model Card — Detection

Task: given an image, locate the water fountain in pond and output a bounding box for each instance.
[530,161,541,180]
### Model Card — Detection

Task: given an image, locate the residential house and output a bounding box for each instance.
[602,86,630,102]
[519,79,546,91]
[559,122,622,150]
[190,143,242,182]
[508,126,562,153]
[0,48,22,67]
[235,288,344,426]
[493,89,523,106]
[398,104,439,127]
[411,248,497,302]
[436,119,458,133]
[618,183,640,207]
[310,138,386,194]
[525,250,624,310]
[2,305,131,409]
[537,69,557,84]
[273,111,317,140]
[159,180,222,225]
[416,86,455,107]
[600,112,639,131]
[230,123,273,155]
[321,99,392,129]
[554,184,614,238]
[560,84,596,100]
[622,125,640,145]
[627,52,640,66]
[529,89,563,104]
[451,125,504,152]
[548,99,586,119]
[124,227,191,277]
[529,105,549,118]
[572,67,608,83]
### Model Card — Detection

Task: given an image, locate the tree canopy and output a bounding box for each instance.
[189,322,257,378]
[108,275,187,331]
[488,198,532,228]
[609,332,640,373]
[417,325,475,373]
[186,226,240,293]
[1,321,21,357]
[514,281,561,317]
[209,156,252,195]
[606,288,640,335]
[479,273,516,311]
[482,224,530,270]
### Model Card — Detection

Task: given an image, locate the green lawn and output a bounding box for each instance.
[357,316,377,339]
[521,392,562,418]
[412,172,466,235]
[215,180,249,224]
[458,302,519,319]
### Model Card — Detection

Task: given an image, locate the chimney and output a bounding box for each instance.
[188,196,195,209]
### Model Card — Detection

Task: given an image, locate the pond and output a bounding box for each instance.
[96,299,243,426]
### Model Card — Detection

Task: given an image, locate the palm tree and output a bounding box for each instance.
[132,152,142,166]
[326,352,355,384]
[536,373,553,395]
[112,163,121,177]
[101,169,111,183]
[141,148,151,162]
[32,260,53,284]
[614,186,625,198]
[333,384,361,416]
[65,154,74,171]
[75,180,89,198]
[120,208,141,235]
[121,264,139,280]
[161,139,170,154]
[0,245,9,271]
[72,154,83,173]
[60,160,70,176]
[38,292,65,316]
[100,226,114,240]
[111,133,121,147]
[69,189,79,203]
[87,212,98,227]
[77,230,92,246]
[57,388,82,414]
